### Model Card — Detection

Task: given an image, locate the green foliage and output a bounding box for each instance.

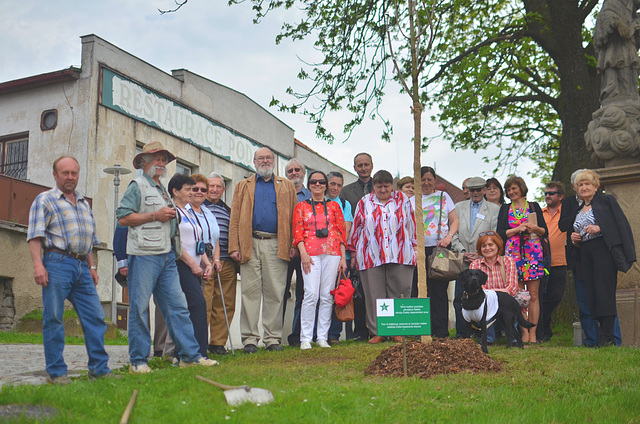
[0,330,129,345]
[230,0,602,180]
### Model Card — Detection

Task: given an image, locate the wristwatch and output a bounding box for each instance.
[90,265,97,270]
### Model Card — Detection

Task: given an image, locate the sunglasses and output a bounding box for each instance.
[287,167,302,174]
[191,187,208,193]
[479,231,496,237]
[309,179,327,186]
[545,191,559,196]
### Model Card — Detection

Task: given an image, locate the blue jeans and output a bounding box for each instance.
[128,252,202,365]
[42,252,110,378]
[573,270,622,346]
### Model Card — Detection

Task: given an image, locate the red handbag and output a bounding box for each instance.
[330,270,354,308]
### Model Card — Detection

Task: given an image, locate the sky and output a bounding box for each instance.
[1,0,541,193]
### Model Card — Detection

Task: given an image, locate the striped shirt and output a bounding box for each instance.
[573,208,601,242]
[469,256,519,297]
[27,187,99,255]
[204,199,231,260]
[348,191,417,271]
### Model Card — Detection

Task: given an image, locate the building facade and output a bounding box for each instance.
[0,34,355,327]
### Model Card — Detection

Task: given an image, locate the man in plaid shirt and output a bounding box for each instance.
[27,156,114,384]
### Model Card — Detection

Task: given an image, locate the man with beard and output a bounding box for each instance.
[284,158,311,346]
[117,141,218,373]
[229,147,297,353]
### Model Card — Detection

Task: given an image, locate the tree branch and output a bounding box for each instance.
[159,0,188,14]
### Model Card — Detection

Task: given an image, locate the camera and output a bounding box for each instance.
[315,228,329,238]
[205,243,214,259]
[196,241,207,256]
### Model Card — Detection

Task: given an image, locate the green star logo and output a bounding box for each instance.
[380,303,389,312]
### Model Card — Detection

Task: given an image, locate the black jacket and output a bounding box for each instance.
[497,201,549,247]
[558,196,580,270]
[586,192,636,272]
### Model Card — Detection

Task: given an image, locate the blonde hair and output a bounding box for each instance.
[574,170,600,189]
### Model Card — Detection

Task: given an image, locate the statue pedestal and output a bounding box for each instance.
[596,164,640,346]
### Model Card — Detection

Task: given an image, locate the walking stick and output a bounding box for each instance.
[217,272,235,355]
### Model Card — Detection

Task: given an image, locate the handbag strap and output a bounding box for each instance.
[498,256,507,287]
[436,191,444,241]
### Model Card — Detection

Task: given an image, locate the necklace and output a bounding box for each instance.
[511,203,526,220]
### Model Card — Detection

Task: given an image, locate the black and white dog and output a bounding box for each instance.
[459,269,534,353]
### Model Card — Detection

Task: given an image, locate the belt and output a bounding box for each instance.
[45,247,88,262]
[252,231,277,240]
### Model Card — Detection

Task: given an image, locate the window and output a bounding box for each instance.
[175,161,192,176]
[1,134,29,180]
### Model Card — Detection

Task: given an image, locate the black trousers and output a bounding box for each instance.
[580,237,618,343]
[176,260,209,359]
[425,246,450,338]
[540,265,567,338]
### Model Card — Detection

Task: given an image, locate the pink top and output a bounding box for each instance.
[293,199,346,256]
[348,191,417,271]
[469,256,519,297]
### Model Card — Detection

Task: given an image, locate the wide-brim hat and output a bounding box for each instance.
[466,177,486,190]
[133,141,176,169]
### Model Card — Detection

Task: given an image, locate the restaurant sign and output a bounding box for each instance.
[101,67,260,170]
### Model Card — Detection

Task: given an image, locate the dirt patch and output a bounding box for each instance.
[0,405,58,420]
[365,338,503,379]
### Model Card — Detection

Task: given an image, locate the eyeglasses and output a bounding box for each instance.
[191,187,208,193]
[479,231,496,237]
[309,179,327,186]
[545,191,559,196]
[287,167,302,174]
[255,156,273,162]
[469,187,483,192]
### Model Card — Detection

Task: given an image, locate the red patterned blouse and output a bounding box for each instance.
[293,199,346,256]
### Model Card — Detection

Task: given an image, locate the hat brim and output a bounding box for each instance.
[133,149,177,169]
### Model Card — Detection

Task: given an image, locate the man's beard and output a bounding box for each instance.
[256,164,274,179]
[146,166,167,179]
[291,175,304,186]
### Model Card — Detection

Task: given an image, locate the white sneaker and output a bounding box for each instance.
[129,363,152,374]
[179,357,219,368]
[300,342,312,350]
[317,340,331,348]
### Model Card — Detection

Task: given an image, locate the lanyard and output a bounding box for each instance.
[176,207,202,242]
[306,199,329,231]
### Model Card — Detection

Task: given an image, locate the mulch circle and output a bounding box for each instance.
[365,338,503,379]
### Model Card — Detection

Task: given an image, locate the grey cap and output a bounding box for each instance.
[466,177,486,189]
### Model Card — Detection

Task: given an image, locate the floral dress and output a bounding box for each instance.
[504,205,544,281]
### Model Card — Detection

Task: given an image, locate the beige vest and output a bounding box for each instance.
[126,176,179,256]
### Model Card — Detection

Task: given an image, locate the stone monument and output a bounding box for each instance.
[585,0,640,346]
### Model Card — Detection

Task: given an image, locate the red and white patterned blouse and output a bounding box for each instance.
[293,199,346,256]
[469,255,519,297]
[348,191,417,271]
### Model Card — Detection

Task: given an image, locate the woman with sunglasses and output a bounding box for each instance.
[469,231,519,343]
[293,171,347,350]
[497,175,548,343]
[185,174,221,273]
[349,170,417,344]
[168,173,214,359]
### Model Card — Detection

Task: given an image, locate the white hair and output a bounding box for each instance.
[208,172,226,188]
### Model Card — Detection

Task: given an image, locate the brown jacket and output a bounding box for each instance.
[228,174,297,264]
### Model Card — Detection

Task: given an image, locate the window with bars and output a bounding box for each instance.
[1,135,28,180]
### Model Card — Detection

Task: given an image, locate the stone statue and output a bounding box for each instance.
[594,0,640,103]
[585,0,640,164]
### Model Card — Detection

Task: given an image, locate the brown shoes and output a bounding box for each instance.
[391,336,403,343]
[368,336,384,344]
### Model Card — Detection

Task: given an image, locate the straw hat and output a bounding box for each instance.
[133,141,176,169]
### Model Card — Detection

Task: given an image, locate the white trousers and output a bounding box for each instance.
[300,254,340,343]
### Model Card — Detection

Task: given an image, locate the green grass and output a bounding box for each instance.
[19,309,78,321]
[0,331,129,345]
[1,325,639,423]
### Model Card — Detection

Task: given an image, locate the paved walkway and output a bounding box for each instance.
[0,344,130,389]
